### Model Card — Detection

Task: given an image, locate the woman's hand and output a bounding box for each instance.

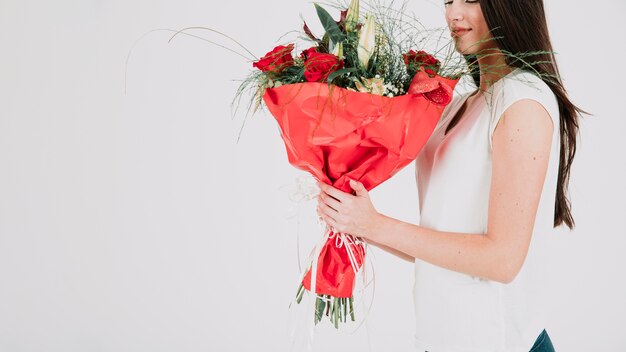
[316,179,381,239]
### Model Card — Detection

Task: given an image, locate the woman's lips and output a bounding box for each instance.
[452,29,471,38]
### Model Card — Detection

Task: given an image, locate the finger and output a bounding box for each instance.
[319,191,342,211]
[318,200,339,216]
[317,204,338,226]
[316,206,324,222]
[349,179,368,197]
[317,182,350,202]
[323,215,339,230]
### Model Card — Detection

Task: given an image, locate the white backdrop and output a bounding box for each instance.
[0,0,625,351]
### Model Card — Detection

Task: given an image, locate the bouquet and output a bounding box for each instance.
[122,0,564,337]
[238,0,461,328]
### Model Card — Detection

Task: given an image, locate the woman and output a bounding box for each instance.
[315,0,589,351]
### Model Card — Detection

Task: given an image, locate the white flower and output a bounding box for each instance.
[357,14,377,70]
[332,42,343,59]
[345,0,359,32]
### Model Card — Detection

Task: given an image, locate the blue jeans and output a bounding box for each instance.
[529,329,555,351]
[419,329,555,351]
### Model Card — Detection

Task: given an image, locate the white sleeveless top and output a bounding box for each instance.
[413,68,561,352]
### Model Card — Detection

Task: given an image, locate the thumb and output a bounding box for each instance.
[349,179,367,196]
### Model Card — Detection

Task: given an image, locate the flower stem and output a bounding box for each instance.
[349,296,355,321]
[333,297,339,328]
[295,282,305,303]
[314,294,326,325]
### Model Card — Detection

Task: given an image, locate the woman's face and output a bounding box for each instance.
[445,0,494,55]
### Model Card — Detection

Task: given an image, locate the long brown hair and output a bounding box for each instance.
[463,0,591,230]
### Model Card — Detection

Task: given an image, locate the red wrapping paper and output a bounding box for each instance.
[300,228,366,298]
[263,74,459,297]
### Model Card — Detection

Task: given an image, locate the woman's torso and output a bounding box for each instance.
[413,68,561,352]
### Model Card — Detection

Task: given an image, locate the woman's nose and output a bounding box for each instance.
[445,3,464,23]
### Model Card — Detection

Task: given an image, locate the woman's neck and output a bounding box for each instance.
[474,48,514,92]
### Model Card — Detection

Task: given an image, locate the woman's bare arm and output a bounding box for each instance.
[365,238,414,263]
[364,99,554,283]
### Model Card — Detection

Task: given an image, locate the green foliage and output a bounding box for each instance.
[315,3,346,44]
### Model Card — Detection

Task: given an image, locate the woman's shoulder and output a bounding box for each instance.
[487,68,559,120]
[491,68,557,104]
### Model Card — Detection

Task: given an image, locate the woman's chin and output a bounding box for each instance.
[454,41,483,56]
[454,44,474,56]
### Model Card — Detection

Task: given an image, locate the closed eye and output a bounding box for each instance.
[445,0,480,4]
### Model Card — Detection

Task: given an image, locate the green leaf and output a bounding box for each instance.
[326,67,357,85]
[283,66,303,76]
[334,297,340,328]
[349,297,355,321]
[314,295,326,325]
[295,283,305,304]
[314,3,346,44]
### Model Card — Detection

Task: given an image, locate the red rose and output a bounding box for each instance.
[299,46,318,61]
[303,52,344,82]
[403,50,440,76]
[252,44,295,73]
